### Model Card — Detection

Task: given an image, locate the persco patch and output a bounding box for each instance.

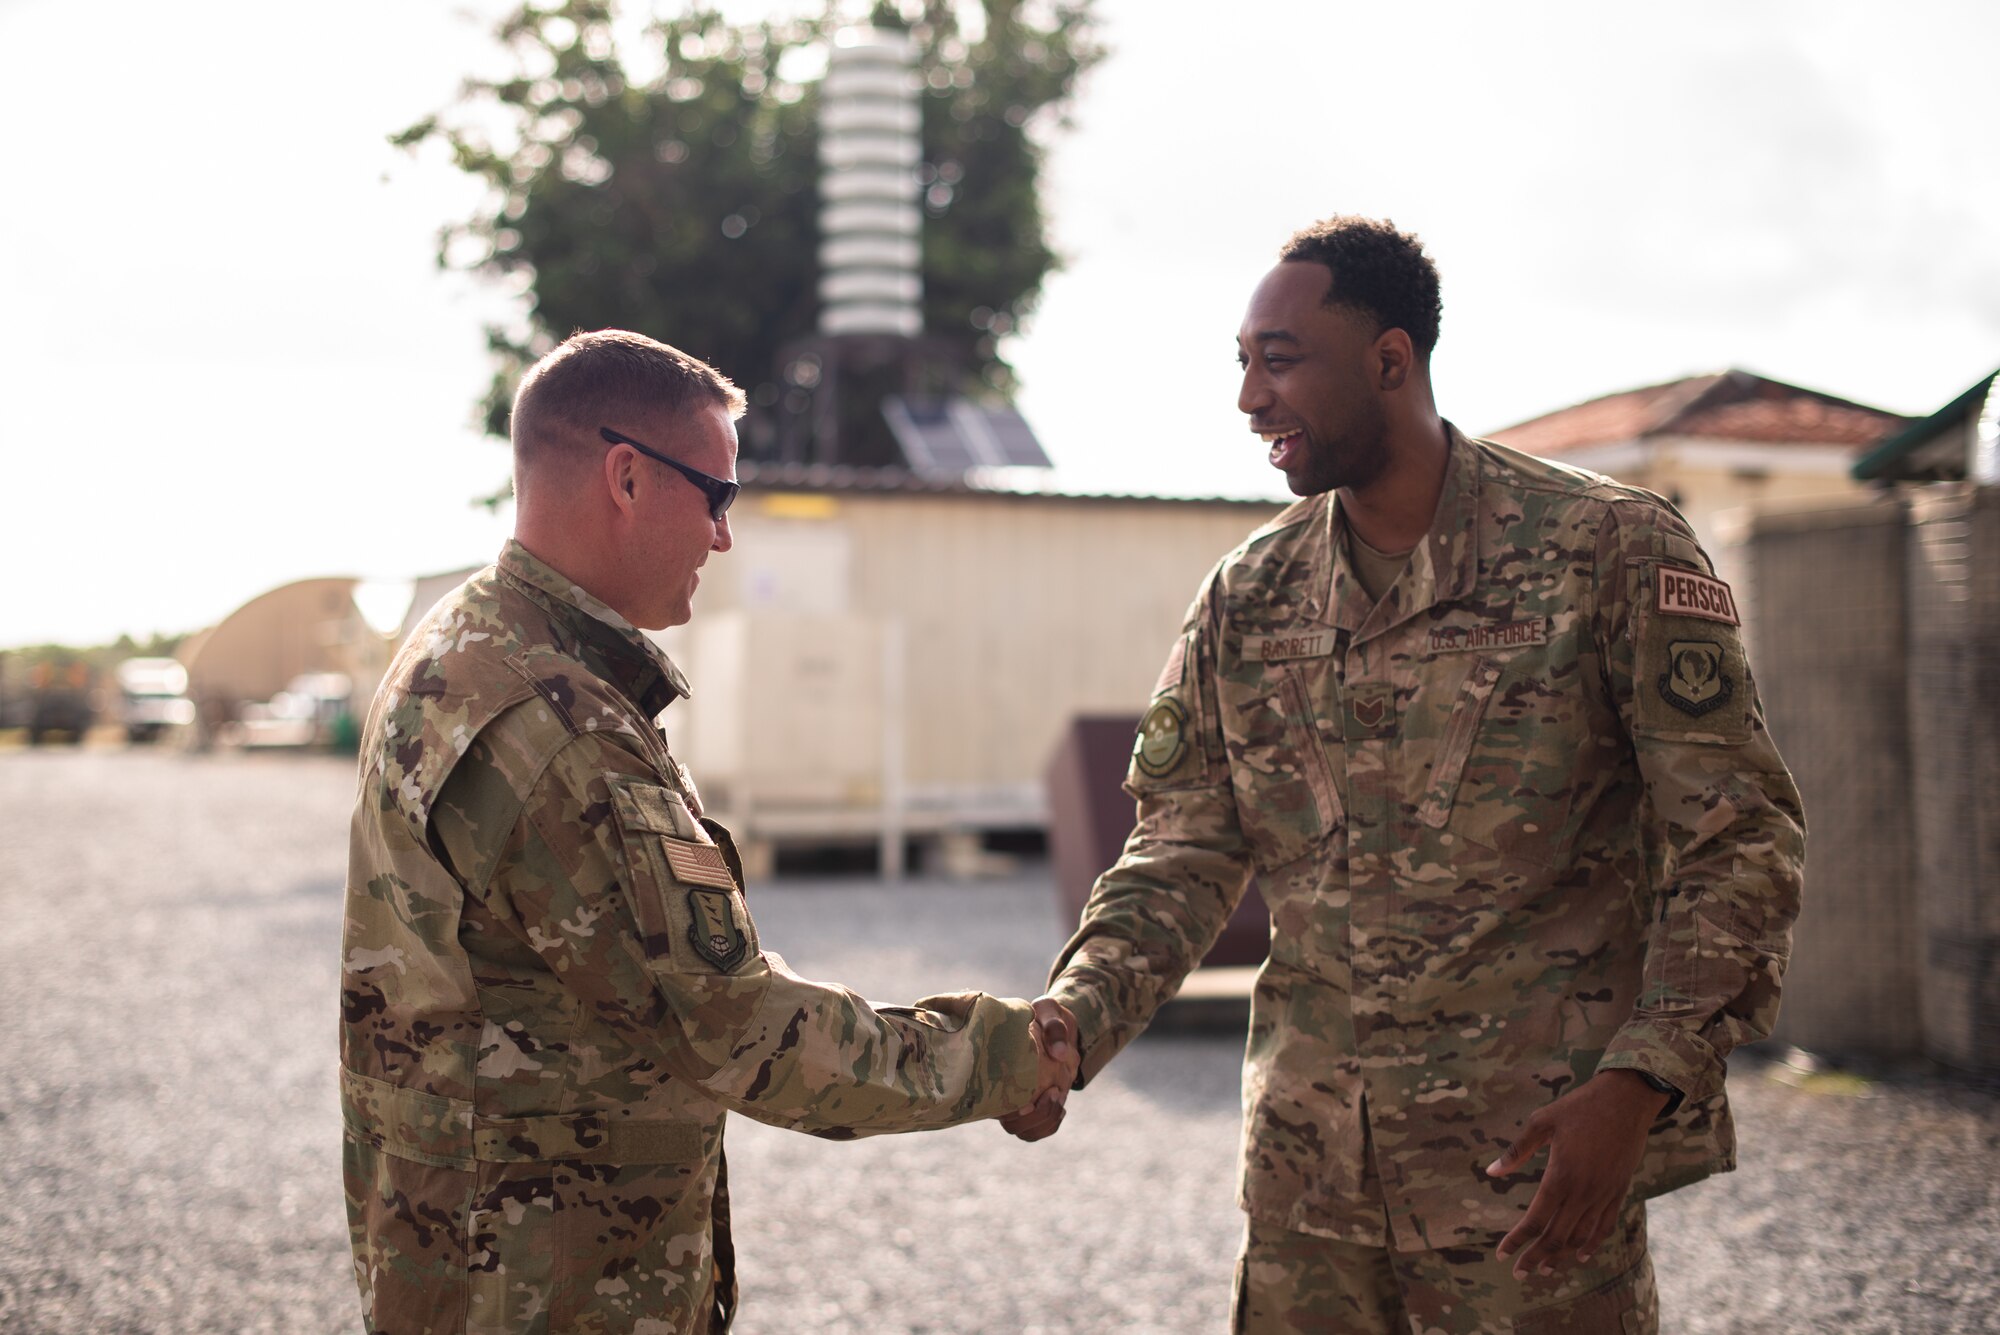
[1655,565,1739,626]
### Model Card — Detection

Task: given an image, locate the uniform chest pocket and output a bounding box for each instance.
[1418,656,1585,869]
[1218,661,1343,873]
[608,776,759,975]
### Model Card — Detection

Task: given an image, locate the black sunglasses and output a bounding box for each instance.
[599,426,740,519]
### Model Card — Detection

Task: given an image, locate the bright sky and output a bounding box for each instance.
[4,0,1996,646]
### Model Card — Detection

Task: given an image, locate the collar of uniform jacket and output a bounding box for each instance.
[494,539,692,717]
[1320,421,1482,640]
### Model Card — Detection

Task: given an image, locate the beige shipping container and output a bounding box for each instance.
[651,478,1282,863]
[684,611,888,812]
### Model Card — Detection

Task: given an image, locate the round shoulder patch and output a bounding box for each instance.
[1134,697,1190,778]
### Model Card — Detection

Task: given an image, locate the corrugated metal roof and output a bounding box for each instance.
[735,460,1282,508]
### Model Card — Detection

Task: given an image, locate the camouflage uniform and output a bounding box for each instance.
[1048,429,1804,1330]
[341,541,1039,1335]
[1233,1201,1656,1334]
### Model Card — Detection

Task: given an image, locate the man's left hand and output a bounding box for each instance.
[1485,1069,1673,1279]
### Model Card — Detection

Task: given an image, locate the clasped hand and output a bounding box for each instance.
[1000,997,1080,1142]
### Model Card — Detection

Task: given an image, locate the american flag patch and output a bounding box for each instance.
[662,838,736,890]
[1153,635,1187,696]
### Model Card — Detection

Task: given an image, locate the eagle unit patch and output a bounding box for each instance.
[685,886,748,972]
[1659,639,1734,716]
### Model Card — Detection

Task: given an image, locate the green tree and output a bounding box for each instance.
[399,0,1100,470]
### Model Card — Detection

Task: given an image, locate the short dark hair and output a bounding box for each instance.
[511,329,746,478]
[1278,216,1442,360]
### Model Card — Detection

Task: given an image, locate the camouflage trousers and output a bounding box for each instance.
[1229,1205,1657,1334]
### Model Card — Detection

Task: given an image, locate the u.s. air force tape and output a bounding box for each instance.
[1426,617,1547,654]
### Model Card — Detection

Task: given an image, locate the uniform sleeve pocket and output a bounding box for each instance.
[1127,629,1219,794]
[608,775,759,975]
[1628,559,1754,745]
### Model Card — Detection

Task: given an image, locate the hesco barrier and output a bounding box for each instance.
[1745,495,1920,1058]
[1905,486,2000,1073]
[1748,486,2000,1072]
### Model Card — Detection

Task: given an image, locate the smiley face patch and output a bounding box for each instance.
[1134,697,1190,778]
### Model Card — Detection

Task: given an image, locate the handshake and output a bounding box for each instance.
[1001,996,1081,1142]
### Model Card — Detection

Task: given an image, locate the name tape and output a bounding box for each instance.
[1655,566,1739,626]
[1242,630,1334,663]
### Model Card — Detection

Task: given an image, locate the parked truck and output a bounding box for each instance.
[115,657,196,743]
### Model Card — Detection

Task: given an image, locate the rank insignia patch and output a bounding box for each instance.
[1134,697,1189,777]
[685,887,748,971]
[1659,639,1734,716]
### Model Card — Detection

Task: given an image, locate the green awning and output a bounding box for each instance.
[1852,370,1999,482]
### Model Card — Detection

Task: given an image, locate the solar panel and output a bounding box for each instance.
[882,395,1052,476]
[966,402,1052,469]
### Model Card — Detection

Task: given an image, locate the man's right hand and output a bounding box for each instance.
[1002,997,1079,1142]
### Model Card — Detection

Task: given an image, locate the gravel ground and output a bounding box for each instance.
[0,748,1994,1334]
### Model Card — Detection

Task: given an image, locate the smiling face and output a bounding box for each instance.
[1236,261,1393,497]
[619,401,738,630]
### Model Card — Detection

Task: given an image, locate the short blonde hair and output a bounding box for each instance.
[511,329,746,481]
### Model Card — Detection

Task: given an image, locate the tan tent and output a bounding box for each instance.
[179,577,392,724]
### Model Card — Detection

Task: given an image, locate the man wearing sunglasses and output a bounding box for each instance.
[339,329,1077,1334]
